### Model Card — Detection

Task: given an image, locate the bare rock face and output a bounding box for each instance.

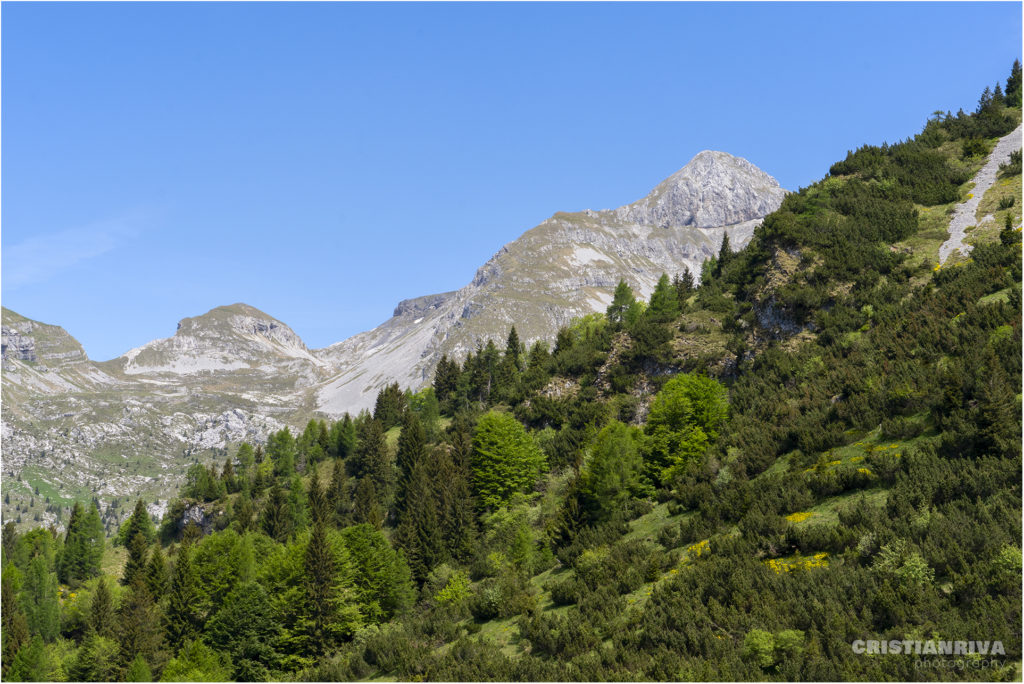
[617,151,787,229]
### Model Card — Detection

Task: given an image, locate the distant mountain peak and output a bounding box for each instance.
[120,303,317,376]
[617,150,786,229]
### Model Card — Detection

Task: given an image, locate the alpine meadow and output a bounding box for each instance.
[1,7,1023,684]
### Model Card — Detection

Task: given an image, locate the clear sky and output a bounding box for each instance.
[3,2,1021,361]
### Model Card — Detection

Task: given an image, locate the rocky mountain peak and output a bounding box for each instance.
[119,303,317,376]
[175,303,306,350]
[1,307,89,369]
[616,150,786,229]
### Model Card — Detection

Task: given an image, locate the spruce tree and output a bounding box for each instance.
[89,577,116,638]
[718,231,732,269]
[118,499,156,547]
[221,456,237,493]
[353,478,384,529]
[395,460,444,583]
[350,418,394,500]
[116,579,164,673]
[69,633,121,682]
[145,545,168,597]
[1006,58,1022,107]
[60,500,105,586]
[297,524,340,656]
[328,457,350,527]
[432,447,479,563]
[122,531,149,587]
[673,268,695,308]
[2,521,17,558]
[648,273,681,322]
[234,489,255,532]
[165,542,202,647]
[505,326,523,369]
[308,470,330,527]
[329,414,357,460]
[373,382,407,429]
[394,411,427,514]
[1,573,29,676]
[433,354,460,405]
[236,443,255,482]
[260,482,293,542]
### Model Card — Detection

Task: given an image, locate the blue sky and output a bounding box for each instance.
[3,2,1021,361]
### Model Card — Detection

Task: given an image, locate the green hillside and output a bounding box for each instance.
[2,63,1021,682]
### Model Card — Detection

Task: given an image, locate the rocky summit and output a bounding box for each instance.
[314,150,786,415]
[1,151,785,528]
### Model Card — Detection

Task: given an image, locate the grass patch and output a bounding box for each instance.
[622,502,689,544]
[979,287,1012,306]
[791,488,890,527]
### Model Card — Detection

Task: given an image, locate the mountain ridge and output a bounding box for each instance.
[1,148,787,525]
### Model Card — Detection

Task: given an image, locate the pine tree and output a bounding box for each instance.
[352,478,384,529]
[145,545,168,597]
[122,531,149,587]
[165,542,203,647]
[89,577,116,638]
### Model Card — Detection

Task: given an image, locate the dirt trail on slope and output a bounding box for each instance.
[939,124,1022,264]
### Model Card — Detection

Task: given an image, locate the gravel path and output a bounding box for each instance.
[939,124,1022,264]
